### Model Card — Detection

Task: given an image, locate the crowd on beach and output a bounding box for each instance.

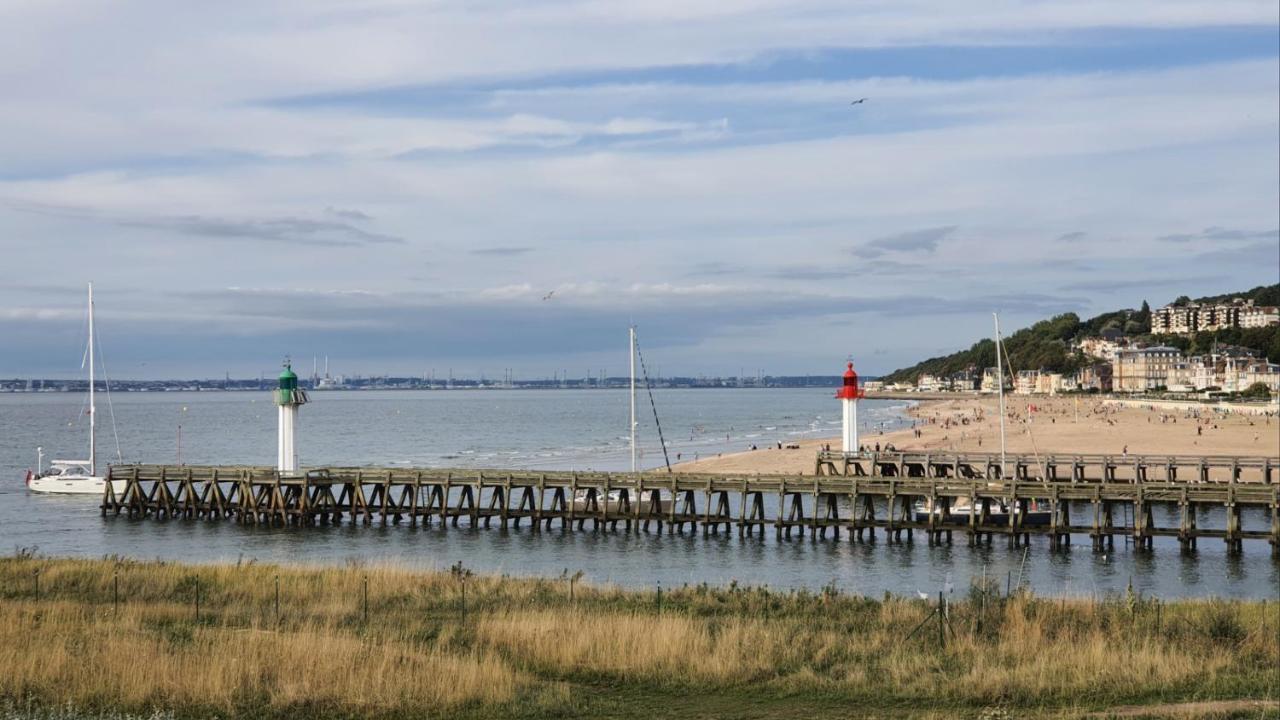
[675,396,1278,475]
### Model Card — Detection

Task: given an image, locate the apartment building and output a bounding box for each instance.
[1152,298,1279,335]
[1113,346,1180,392]
[1240,305,1280,329]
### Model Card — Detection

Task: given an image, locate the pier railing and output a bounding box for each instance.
[814,450,1276,484]
[102,460,1280,554]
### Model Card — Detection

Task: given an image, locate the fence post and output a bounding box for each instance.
[274,575,280,627]
[363,575,369,624]
[113,572,119,618]
[937,591,945,649]
[194,576,200,623]
[33,569,39,601]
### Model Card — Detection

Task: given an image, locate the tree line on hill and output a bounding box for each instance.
[882,284,1280,383]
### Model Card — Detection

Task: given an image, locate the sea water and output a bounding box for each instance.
[1,388,1275,599]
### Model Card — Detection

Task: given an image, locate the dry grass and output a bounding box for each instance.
[0,554,1276,719]
[0,601,520,717]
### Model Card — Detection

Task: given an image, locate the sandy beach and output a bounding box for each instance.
[675,396,1280,475]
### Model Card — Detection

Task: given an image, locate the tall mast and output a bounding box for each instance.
[88,282,96,477]
[629,326,637,473]
[994,312,1006,478]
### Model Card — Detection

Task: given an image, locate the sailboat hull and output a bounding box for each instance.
[912,507,1052,527]
[27,474,124,496]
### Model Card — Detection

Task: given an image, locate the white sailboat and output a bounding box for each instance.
[915,312,1049,526]
[25,283,123,496]
[573,326,667,511]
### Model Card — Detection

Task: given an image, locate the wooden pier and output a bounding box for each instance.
[101,452,1280,555]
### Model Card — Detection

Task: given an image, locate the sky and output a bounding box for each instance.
[1,1,1278,380]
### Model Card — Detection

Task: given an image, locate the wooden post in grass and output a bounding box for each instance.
[113,572,119,618]
[938,592,945,650]
[274,575,280,627]
[451,562,473,623]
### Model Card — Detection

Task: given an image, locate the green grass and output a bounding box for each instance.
[0,554,1276,719]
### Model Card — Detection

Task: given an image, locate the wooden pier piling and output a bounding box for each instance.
[100,450,1280,555]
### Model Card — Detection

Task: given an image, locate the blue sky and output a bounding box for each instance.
[1,1,1277,379]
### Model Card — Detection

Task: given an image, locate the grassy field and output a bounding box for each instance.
[0,554,1276,719]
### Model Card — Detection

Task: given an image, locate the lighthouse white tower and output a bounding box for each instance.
[836,361,864,454]
[274,360,309,473]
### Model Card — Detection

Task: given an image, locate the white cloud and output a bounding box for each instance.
[0,2,1276,375]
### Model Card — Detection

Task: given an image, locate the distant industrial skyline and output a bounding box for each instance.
[2,3,1277,379]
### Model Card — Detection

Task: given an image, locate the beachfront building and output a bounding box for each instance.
[1167,355,1221,392]
[1240,360,1280,392]
[1075,363,1113,392]
[916,374,943,392]
[1113,346,1180,393]
[980,367,1002,394]
[1014,370,1040,395]
[1164,360,1196,393]
[1035,372,1067,395]
[948,368,980,391]
[1159,351,1277,394]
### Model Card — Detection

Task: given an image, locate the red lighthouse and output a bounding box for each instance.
[836,361,864,453]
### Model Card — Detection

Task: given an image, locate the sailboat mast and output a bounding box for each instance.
[88,282,96,477]
[629,326,637,473]
[994,312,1006,478]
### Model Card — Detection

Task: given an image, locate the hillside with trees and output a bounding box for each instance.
[883,284,1280,383]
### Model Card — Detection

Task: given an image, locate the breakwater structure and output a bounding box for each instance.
[101,452,1279,555]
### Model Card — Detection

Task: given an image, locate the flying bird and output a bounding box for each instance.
[542,290,556,301]
[850,98,867,105]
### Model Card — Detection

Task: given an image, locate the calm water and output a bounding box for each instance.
[1,389,1276,599]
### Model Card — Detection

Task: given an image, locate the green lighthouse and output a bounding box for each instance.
[275,358,309,473]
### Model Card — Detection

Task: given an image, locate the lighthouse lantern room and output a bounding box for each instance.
[275,359,309,473]
[835,361,864,454]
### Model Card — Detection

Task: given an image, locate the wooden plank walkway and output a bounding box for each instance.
[101,453,1280,555]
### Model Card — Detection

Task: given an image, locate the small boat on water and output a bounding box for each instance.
[26,460,111,495]
[913,496,1051,527]
[25,283,125,496]
[572,326,673,511]
[914,311,1051,527]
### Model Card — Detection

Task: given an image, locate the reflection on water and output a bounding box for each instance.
[1,389,1277,598]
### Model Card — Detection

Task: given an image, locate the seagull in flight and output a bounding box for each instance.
[542,290,556,301]
[850,98,868,105]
